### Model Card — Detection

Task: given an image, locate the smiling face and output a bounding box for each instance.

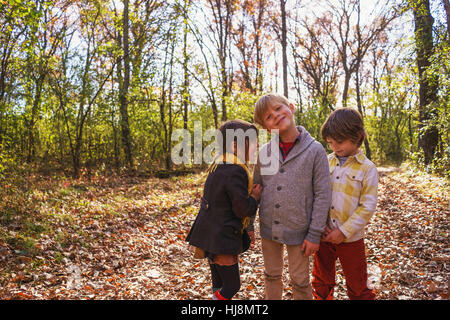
[326,137,360,157]
[262,102,295,133]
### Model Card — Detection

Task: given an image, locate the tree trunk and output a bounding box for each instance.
[111,108,120,171]
[212,101,219,129]
[207,0,234,123]
[342,70,351,108]
[412,0,439,165]
[183,25,189,131]
[160,38,175,170]
[119,0,134,171]
[167,51,174,170]
[354,2,371,159]
[355,70,371,159]
[182,0,190,130]
[280,0,288,98]
[27,75,45,163]
[255,0,265,93]
[443,0,450,37]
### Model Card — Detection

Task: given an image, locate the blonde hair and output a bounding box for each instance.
[254,93,291,127]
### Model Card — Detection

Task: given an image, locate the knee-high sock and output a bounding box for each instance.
[209,263,222,293]
[214,263,240,300]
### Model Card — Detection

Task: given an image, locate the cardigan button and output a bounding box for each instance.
[280,168,285,173]
[275,204,280,208]
[274,220,280,224]
[277,186,282,191]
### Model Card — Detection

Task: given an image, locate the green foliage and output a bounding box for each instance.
[408,15,450,177]
[225,91,259,123]
[295,100,329,147]
[0,0,447,179]
[0,142,15,178]
[364,64,415,164]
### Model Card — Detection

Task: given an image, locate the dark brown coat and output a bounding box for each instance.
[186,164,257,255]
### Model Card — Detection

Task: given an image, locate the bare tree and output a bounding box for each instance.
[291,16,340,111]
[232,0,270,94]
[205,0,238,122]
[317,0,397,108]
[187,9,221,128]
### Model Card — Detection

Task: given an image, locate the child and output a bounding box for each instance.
[186,119,262,300]
[312,107,378,300]
[253,93,331,300]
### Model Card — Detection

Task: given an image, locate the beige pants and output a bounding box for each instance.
[262,238,312,300]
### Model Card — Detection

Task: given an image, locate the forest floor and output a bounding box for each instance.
[0,165,448,300]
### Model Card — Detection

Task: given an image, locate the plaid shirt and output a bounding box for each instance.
[327,150,378,242]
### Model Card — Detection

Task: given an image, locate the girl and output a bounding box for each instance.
[186,119,262,300]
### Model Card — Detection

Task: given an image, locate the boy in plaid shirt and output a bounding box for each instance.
[312,108,378,300]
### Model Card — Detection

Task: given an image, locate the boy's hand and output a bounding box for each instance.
[251,184,262,201]
[323,227,346,244]
[301,239,319,257]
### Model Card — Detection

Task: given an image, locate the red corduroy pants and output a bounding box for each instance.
[312,238,375,300]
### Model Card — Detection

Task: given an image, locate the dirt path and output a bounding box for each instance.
[0,168,448,300]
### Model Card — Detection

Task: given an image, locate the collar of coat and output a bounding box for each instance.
[267,125,315,164]
[208,152,253,195]
[208,152,253,231]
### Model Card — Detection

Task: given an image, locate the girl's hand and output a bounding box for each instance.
[251,184,262,201]
[248,231,255,248]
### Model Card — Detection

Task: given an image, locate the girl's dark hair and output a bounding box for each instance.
[321,108,367,147]
[218,119,258,157]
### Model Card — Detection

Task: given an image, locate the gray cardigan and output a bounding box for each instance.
[253,126,331,245]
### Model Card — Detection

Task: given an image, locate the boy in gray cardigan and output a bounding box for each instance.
[253,93,331,300]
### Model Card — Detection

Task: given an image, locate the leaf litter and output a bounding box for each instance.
[0,167,448,300]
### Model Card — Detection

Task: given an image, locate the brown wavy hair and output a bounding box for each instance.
[218,119,258,162]
[321,108,367,147]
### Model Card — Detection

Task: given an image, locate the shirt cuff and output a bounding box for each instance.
[337,225,351,239]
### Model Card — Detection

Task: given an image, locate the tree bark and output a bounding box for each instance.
[412,0,439,164]
[119,0,134,171]
[355,2,371,159]
[443,0,450,37]
[182,13,189,130]
[280,0,288,98]
[355,70,371,159]
[27,75,45,163]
